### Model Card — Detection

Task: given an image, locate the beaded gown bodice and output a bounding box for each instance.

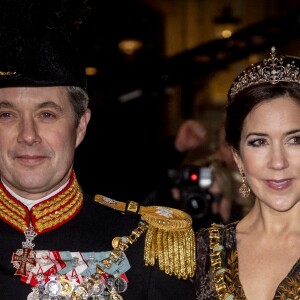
[195,222,300,300]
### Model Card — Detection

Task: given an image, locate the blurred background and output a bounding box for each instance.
[74,0,300,202]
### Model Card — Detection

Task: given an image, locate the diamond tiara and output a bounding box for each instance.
[229,47,300,99]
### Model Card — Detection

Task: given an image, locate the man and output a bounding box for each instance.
[0,1,196,299]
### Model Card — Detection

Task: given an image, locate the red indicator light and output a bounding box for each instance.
[190,173,198,181]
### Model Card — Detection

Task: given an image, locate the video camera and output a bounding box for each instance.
[167,164,222,224]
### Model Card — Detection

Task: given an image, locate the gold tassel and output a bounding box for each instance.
[94,195,196,279]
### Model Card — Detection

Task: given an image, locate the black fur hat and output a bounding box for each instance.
[0,0,90,90]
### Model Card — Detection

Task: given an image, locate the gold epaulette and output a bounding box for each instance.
[94,194,196,279]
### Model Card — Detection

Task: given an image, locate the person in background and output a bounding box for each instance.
[143,118,207,206]
[203,159,243,224]
[174,119,208,154]
[214,123,239,171]
[169,158,245,230]
[210,123,255,216]
[0,1,196,299]
[195,47,300,299]
[157,118,208,186]
[144,119,252,229]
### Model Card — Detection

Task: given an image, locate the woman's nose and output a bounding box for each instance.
[267,145,289,170]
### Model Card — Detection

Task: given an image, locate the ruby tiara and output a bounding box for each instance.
[229,46,300,99]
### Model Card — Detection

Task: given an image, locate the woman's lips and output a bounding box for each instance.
[265,179,292,190]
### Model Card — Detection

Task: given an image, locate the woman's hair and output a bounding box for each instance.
[225,82,300,151]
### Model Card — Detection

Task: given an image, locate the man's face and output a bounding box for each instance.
[0,86,90,199]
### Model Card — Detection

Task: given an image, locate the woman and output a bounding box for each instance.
[195,47,300,300]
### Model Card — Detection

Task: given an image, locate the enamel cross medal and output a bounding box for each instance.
[11,223,37,276]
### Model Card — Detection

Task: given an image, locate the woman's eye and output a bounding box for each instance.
[248,138,267,147]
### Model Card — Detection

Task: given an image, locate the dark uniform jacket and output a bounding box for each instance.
[0,191,196,299]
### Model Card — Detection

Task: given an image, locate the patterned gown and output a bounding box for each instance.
[195,222,300,299]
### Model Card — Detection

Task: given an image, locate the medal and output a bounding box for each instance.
[113,276,127,293]
[10,208,148,299]
[11,223,37,276]
[71,285,89,299]
[60,277,73,296]
[45,274,62,297]
[26,288,39,300]
[110,288,124,300]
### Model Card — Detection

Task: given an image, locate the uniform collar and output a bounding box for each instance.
[0,171,83,233]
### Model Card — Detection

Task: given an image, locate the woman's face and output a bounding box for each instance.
[233,96,300,212]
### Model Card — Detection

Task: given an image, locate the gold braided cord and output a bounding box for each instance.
[209,223,235,300]
[95,221,148,277]
[0,187,27,218]
[167,230,175,275]
[94,194,196,279]
[144,225,196,279]
[157,227,164,270]
[32,188,77,219]
[162,229,170,274]
[144,224,156,266]
[31,172,83,233]
[140,206,192,230]
[0,198,28,231]
[185,228,196,276]
[178,230,186,277]
[0,184,29,231]
[35,191,83,232]
[94,195,193,230]
[0,171,83,233]
[32,172,81,219]
[141,206,195,279]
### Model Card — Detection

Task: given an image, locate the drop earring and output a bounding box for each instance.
[239,170,250,198]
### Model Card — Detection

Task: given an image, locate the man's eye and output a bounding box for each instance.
[289,136,300,144]
[0,112,12,118]
[42,112,55,118]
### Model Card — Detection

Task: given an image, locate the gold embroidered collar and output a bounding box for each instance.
[0,171,83,234]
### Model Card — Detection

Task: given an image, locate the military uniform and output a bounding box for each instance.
[0,3,196,298]
[0,172,196,299]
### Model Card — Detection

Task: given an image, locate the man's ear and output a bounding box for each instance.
[75,108,91,148]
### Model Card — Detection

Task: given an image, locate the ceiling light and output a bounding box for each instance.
[214,6,241,39]
[85,67,98,76]
[118,39,143,55]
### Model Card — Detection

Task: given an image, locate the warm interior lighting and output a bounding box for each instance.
[118,39,143,55]
[221,29,232,39]
[249,53,261,64]
[214,6,240,39]
[85,67,98,76]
